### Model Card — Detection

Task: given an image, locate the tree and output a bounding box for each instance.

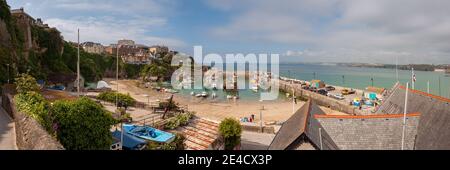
[219,118,242,150]
[52,97,117,150]
[14,73,40,94]
[141,62,169,82]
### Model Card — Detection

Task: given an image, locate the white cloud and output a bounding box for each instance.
[207,0,450,64]
[8,0,185,48]
[46,17,185,47]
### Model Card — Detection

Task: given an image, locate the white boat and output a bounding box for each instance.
[166,89,179,94]
[195,94,203,98]
[201,92,209,97]
[251,86,259,92]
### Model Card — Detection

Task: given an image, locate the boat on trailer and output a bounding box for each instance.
[122,124,175,143]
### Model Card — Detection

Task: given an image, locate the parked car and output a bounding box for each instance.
[309,87,318,92]
[341,89,356,95]
[318,89,328,96]
[341,89,349,95]
[325,86,336,91]
[332,94,345,100]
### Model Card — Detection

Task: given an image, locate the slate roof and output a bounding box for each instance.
[268,100,312,150]
[376,84,450,150]
[268,100,339,150]
[269,98,422,150]
[315,113,420,150]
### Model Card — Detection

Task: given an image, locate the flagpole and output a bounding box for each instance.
[411,68,415,90]
[401,82,409,150]
[396,56,399,82]
[427,81,430,94]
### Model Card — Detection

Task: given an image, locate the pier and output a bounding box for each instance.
[279,79,367,115]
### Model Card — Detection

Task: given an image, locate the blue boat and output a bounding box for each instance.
[48,85,66,91]
[123,124,175,143]
[112,130,147,150]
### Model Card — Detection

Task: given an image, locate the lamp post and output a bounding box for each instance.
[371,77,374,87]
[259,100,264,133]
[6,64,10,84]
[116,44,123,150]
[143,94,150,108]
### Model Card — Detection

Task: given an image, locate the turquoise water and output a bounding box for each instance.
[176,63,450,100]
[279,64,450,98]
[177,83,287,101]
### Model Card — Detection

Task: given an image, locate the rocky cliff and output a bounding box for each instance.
[0,0,68,83]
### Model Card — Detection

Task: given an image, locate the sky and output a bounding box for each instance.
[6,0,450,64]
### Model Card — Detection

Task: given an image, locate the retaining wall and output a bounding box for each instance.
[1,86,64,150]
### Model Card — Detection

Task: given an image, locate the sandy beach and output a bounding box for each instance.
[106,79,347,124]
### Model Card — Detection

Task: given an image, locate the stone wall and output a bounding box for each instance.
[1,86,64,150]
[279,81,365,115]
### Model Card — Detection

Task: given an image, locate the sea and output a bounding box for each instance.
[177,63,450,100]
[279,63,450,98]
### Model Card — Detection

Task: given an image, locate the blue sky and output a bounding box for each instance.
[6,0,450,64]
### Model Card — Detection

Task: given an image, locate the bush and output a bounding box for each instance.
[52,97,116,150]
[158,100,178,110]
[147,133,185,150]
[164,112,195,130]
[97,91,136,107]
[14,91,52,131]
[219,118,242,150]
[15,73,40,94]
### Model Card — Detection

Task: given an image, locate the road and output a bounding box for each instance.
[0,103,17,150]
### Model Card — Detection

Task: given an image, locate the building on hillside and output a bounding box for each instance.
[81,42,105,54]
[376,83,450,150]
[269,99,420,150]
[11,8,60,51]
[149,45,169,56]
[118,39,135,46]
[105,44,117,55]
[121,52,151,65]
[10,8,35,50]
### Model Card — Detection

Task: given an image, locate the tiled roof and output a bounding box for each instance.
[315,113,420,150]
[180,118,219,150]
[377,84,450,150]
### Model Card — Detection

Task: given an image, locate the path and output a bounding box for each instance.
[0,100,17,150]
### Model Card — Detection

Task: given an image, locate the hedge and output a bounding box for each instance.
[97,91,136,107]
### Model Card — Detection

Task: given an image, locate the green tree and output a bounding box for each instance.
[14,73,39,94]
[219,118,242,150]
[52,97,116,150]
[141,62,169,82]
[147,133,186,150]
